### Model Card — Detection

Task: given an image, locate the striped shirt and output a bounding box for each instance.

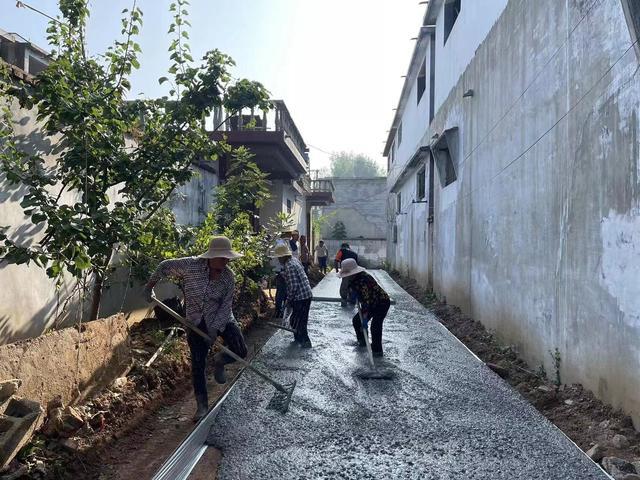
[283,257,313,302]
[149,257,236,333]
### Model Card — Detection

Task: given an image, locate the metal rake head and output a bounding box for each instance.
[266,380,297,413]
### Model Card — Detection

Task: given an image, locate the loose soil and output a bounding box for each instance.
[390,271,640,471]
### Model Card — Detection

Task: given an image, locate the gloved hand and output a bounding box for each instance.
[361,313,369,330]
[143,285,155,303]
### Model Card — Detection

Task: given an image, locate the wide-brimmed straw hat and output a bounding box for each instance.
[271,244,292,258]
[199,236,243,260]
[337,258,366,278]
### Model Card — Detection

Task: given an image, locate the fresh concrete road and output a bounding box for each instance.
[206,271,608,479]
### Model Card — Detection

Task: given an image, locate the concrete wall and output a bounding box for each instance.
[320,178,387,240]
[432,0,509,111]
[259,179,308,235]
[0,96,86,345]
[396,0,640,424]
[0,313,130,407]
[170,164,218,226]
[323,239,387,269]
[388,163,431,286]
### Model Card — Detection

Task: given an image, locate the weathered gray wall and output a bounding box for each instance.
[320,178,387,240]
[421,0,640,424]
[319,177,387,266]
[170,163,218,226]
[323,239,387,269]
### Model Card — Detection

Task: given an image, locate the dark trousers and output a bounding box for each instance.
[352,301,390,353]
[274,273,287,318]
[186,321,248,397]
[318,257,327,274]
[290,298,312,343]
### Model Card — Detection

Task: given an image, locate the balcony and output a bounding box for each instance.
[302,171,335,206]
[210,100,309,180]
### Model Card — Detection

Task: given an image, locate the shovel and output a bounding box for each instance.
[356,302,394,380]
[151,294,296,413]
[265,307,295,333]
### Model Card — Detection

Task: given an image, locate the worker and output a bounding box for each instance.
[273,243,313,348]
[338,258,391,357]
[273,231,292,318]
[299,234,310,275]
[334,242,358,272]
[143,236,247,422]
[289,230,300,259]
[315,240,329,274]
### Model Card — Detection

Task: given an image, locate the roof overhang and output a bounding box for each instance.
[389,146,431,193]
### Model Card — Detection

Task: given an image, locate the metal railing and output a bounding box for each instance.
[212,100,309,163]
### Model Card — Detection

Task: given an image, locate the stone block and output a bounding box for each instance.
[0,396,44,469]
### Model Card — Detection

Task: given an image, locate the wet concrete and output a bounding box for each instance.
[207,271,608,479]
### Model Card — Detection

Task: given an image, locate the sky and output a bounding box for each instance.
[2,0,423,172]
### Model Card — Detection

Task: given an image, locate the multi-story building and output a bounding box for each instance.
[210,100,334,239]
[384,0,640,425]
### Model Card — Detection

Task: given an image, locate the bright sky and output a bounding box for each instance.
[2,0,423,172]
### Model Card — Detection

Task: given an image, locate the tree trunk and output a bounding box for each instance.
[89,271,104,321]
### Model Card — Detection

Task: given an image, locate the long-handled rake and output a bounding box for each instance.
[151,294,296,413]
[356,302,394,380]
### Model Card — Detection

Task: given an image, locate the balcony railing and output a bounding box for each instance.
[310,179,334,194]
[212,100,309,164]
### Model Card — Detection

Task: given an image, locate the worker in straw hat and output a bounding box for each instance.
[272,242,314,348]
[144,236,247,422]
[338,258,391,357]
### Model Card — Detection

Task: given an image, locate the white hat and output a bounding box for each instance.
[199,236,243,260]
[271,243,293,258]
[337,258,366,278]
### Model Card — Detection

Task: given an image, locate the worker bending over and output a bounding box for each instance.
[144,236,247,422]
[339,258,391,357]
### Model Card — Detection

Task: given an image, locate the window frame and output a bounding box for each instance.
[416,167,426,200]
[444,0,461,45]
[417,60,427,105]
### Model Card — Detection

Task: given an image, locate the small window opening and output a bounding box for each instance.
[393,225,398,244]
[398,122,403,145]
[444,0,461,45]
[417,60,426,104]
[396,192,402,214]
[286,199,292,214]
[433,128,459,188]
[416,167,426,200]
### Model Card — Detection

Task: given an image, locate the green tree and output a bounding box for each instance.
[329,151,384,178]
[0,0,270,319]
[331,220,348,240]
[213,146,271,229]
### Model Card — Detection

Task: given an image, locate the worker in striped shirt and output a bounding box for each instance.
[144,236,247,422]
[272,243,313,348]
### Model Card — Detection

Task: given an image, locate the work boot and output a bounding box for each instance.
[213,360,227,384]
[193,394,208,423]
[372,351,384,358]
[300,338,313,349]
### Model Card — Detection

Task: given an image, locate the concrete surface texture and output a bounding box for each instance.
[207,272,607,479]
[0,313,130,407]
[388,0,640,425]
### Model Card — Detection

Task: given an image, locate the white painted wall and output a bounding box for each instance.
[433,0,509,111]
[390,44,432,185]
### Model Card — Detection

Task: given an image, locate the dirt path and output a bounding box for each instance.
[85,318,276,480]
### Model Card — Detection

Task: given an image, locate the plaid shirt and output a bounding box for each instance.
[149,257,236,333]
[283,257,313,302]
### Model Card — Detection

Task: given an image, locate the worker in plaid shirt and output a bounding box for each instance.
[272,243,313,348]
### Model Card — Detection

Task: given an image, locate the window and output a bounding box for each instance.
[433,128,459,187]
[286,199,292,214]
[398,122,403,145]
[417,60,426,104]
[444,0,461,45]
[390,141,395,164]
[393,225,398,244]
[396,192,402,214]
[416,167,426,200]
